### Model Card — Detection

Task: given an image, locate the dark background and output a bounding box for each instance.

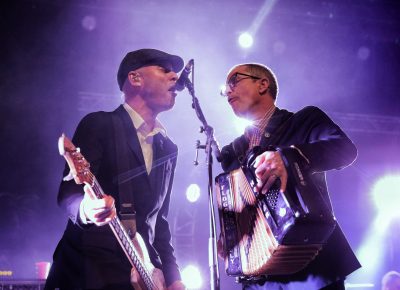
[1,0,399,289]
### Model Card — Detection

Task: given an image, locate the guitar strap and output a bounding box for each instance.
[112,113,137,239]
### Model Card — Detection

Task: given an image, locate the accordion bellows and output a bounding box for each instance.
[215,147,336,277]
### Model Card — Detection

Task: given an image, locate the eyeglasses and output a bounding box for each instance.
[220,72,261,97]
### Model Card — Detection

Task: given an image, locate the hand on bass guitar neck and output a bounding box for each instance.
[83,185,167,290]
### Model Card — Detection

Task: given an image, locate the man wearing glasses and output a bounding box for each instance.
[218,63,361,290]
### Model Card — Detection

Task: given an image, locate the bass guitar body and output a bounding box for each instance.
[129,233,166,290]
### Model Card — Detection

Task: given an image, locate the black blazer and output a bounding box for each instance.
[221,106,361,289]
[46,105,180,289]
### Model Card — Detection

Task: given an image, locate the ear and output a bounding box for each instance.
[128,72,142,87]
[258,78,270,95]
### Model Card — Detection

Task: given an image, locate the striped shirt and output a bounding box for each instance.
[244,105,276,151]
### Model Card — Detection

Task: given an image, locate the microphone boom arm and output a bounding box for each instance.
[185,78,222,162]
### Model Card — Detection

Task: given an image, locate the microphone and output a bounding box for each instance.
[175,59,194,91]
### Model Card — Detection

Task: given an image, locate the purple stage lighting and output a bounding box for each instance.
[371,174,400,221]
[238,32,254,49]
[186,184,201,203]
[181,264,203,289]
[81,15,97,31]
[234,118,253,135]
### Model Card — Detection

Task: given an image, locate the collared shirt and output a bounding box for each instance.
[123,103,167,174]
[79,104,167,225]
[244,105,276,151]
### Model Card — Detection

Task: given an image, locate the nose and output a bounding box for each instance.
[170,71,178,82]
[220,84,233,97]
[226,85,233,95]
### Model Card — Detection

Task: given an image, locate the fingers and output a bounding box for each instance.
[280,171,288,193]
[252,153,266,168]
[260,174,279,195]
[254,151,275,178]
[253,151,287,194]
[167,280,187,290]
[130,267,139,285]
[83,183,97,199]
[82,185,116,226]
[217,235,226,260]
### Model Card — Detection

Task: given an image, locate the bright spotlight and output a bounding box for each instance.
[186,184,200,203]
[371,174,400,220]
[238,32,254,48]
[350,174,400,286]
[234,118,253,134]
[181,265,203,289]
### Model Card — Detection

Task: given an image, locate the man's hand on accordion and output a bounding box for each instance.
[253,150,288,194]
[217,233,226,260]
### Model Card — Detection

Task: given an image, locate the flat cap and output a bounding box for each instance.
[117,48,184,90]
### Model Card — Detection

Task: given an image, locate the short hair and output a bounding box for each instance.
[382,271,400,289]
[236,63,279,100]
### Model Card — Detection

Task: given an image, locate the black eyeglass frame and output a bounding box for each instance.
[220,72,261,97]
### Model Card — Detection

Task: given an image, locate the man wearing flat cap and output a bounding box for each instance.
[45,49,186,289]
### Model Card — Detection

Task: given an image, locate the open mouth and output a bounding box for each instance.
[168,87,177,97]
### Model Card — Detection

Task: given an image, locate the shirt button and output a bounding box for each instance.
[264,132,271,138]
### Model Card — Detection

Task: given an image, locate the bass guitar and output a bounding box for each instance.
[59,134,166,290]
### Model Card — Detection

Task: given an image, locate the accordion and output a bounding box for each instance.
[215,147,336,277]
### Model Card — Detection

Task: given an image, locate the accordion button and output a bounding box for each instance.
[264,132,271,138]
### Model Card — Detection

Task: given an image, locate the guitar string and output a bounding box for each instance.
[88,172,157,290]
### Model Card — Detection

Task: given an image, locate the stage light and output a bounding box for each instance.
[353,214,387,285]
[81,15,97,31]
[186,184,200,203]
[350,174,400,285]
[371,174,400,220]
[0,271,12,277]
[241,0,277,50]
[238,32,254,49]
[345,282,374,288]
[234,118,253,134]
[181,265,203,289]
[357,222,386,268]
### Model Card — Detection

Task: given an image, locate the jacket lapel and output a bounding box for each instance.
[151,133,177,197]
[114,105,153,196]
[151,133,166,195]
[115,105,147,168]
[259,108,293,149]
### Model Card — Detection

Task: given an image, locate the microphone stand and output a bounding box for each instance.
[184,61,221,290]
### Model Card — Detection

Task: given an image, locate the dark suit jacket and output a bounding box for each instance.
[46,105,180,289]
[221,106,361,289]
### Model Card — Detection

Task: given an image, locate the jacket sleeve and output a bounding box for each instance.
[57,112,107,224]
[220,135,249,172]
[152,147,181,286]
[291,106,357,173]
